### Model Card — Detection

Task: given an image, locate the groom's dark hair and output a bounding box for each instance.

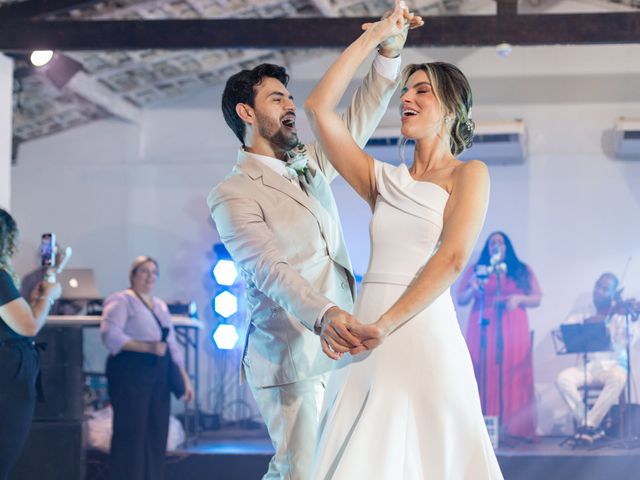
[221,63,290,146]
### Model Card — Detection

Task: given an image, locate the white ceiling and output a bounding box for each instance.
[2,0,637,143]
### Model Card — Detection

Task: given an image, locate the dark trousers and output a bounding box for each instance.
[0,342,39,480]
[106,351,170,480]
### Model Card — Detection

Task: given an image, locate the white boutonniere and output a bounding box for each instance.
[286,144,311,183]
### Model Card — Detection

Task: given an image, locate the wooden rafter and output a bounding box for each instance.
[0,13,639,51]
[0,0,101,20]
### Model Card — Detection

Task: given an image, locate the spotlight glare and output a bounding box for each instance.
[213,259,239,286]
[214,291,238,318]
[30,50,54,67]
[213,324,239,350]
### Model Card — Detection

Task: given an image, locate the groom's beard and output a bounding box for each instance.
[256,112,299,153]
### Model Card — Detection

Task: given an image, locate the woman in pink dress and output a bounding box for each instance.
[457,231,542,441]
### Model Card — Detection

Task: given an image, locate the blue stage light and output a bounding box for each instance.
[214,291,238,318]
[213,323,239,350]
[213,259,239,286]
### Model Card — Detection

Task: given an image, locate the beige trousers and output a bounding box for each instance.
[556,362,626,428]
[246,367,328,480]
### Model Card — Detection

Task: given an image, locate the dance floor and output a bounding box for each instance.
[85,428,640,480]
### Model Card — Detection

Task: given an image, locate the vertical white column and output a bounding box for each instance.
[0,54,13,210]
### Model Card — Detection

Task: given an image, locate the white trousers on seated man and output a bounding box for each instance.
[556,360,627,429]
[246,368,328,480]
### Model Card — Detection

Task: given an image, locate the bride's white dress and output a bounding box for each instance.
[311,161,503,479]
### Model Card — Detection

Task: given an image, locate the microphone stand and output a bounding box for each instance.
[494,265,506,442]
[477,277,490,413]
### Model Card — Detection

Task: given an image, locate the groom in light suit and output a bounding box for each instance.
[207,42,403,479]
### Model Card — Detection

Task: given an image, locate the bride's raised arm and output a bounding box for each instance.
[304,1,421,209]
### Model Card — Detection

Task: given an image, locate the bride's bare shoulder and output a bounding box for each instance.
[453,159,488,183]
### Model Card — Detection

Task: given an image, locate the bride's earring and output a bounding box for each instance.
[443,116,454,132]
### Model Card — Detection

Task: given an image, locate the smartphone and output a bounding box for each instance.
[40,233,56,268]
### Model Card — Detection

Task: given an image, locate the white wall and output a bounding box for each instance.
[0,54,12,209]
[10,43,640,432]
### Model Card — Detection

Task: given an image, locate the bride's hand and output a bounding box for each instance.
[362,0,424,58]
[347,322,389,353]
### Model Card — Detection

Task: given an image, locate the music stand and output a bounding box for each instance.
[560,323,611,355]
[555,322,611,447]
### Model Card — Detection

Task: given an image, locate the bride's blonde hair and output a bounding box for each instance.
[399,62,475,159]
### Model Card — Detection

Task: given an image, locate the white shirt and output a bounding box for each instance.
[248,151,303,189]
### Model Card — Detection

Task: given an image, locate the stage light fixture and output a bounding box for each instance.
[30,50,54,67]
[213,323,239,350]
[214,291,238,318]
[213,259,238,286]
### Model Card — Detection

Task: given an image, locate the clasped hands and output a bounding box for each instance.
[364,0,424,59]
[319,307,388,360]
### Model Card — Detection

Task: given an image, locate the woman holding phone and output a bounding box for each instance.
[0,208,61,480]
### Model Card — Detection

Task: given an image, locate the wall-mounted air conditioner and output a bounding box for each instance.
[365,119,528,165]
[613,117,640,160]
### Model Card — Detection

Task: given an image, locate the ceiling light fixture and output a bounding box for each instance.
[30,50,54,67]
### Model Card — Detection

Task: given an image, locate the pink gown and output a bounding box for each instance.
[464,269,537,439]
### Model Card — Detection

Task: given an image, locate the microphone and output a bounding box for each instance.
[489,244,507,274]
[475,264,490,281]
[490,244,501,266]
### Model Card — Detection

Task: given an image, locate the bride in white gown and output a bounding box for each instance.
[303,2,504,479]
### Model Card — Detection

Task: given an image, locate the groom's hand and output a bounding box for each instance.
[320,307,362,360]
[370,2,424,59]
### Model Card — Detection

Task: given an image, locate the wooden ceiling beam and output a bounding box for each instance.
[0,0,101,20]
[497,0,518,16]
[0,13,639,51]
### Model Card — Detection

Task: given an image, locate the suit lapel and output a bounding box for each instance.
[236,150,327,228]
[302,164,355,291]
[236,150,355,297]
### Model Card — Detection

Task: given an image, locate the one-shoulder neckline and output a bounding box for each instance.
[399,163,450,197]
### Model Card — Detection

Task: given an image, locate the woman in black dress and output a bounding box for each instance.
[0,208,61,480]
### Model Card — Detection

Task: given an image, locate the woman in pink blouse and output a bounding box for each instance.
[101,256,193,480]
